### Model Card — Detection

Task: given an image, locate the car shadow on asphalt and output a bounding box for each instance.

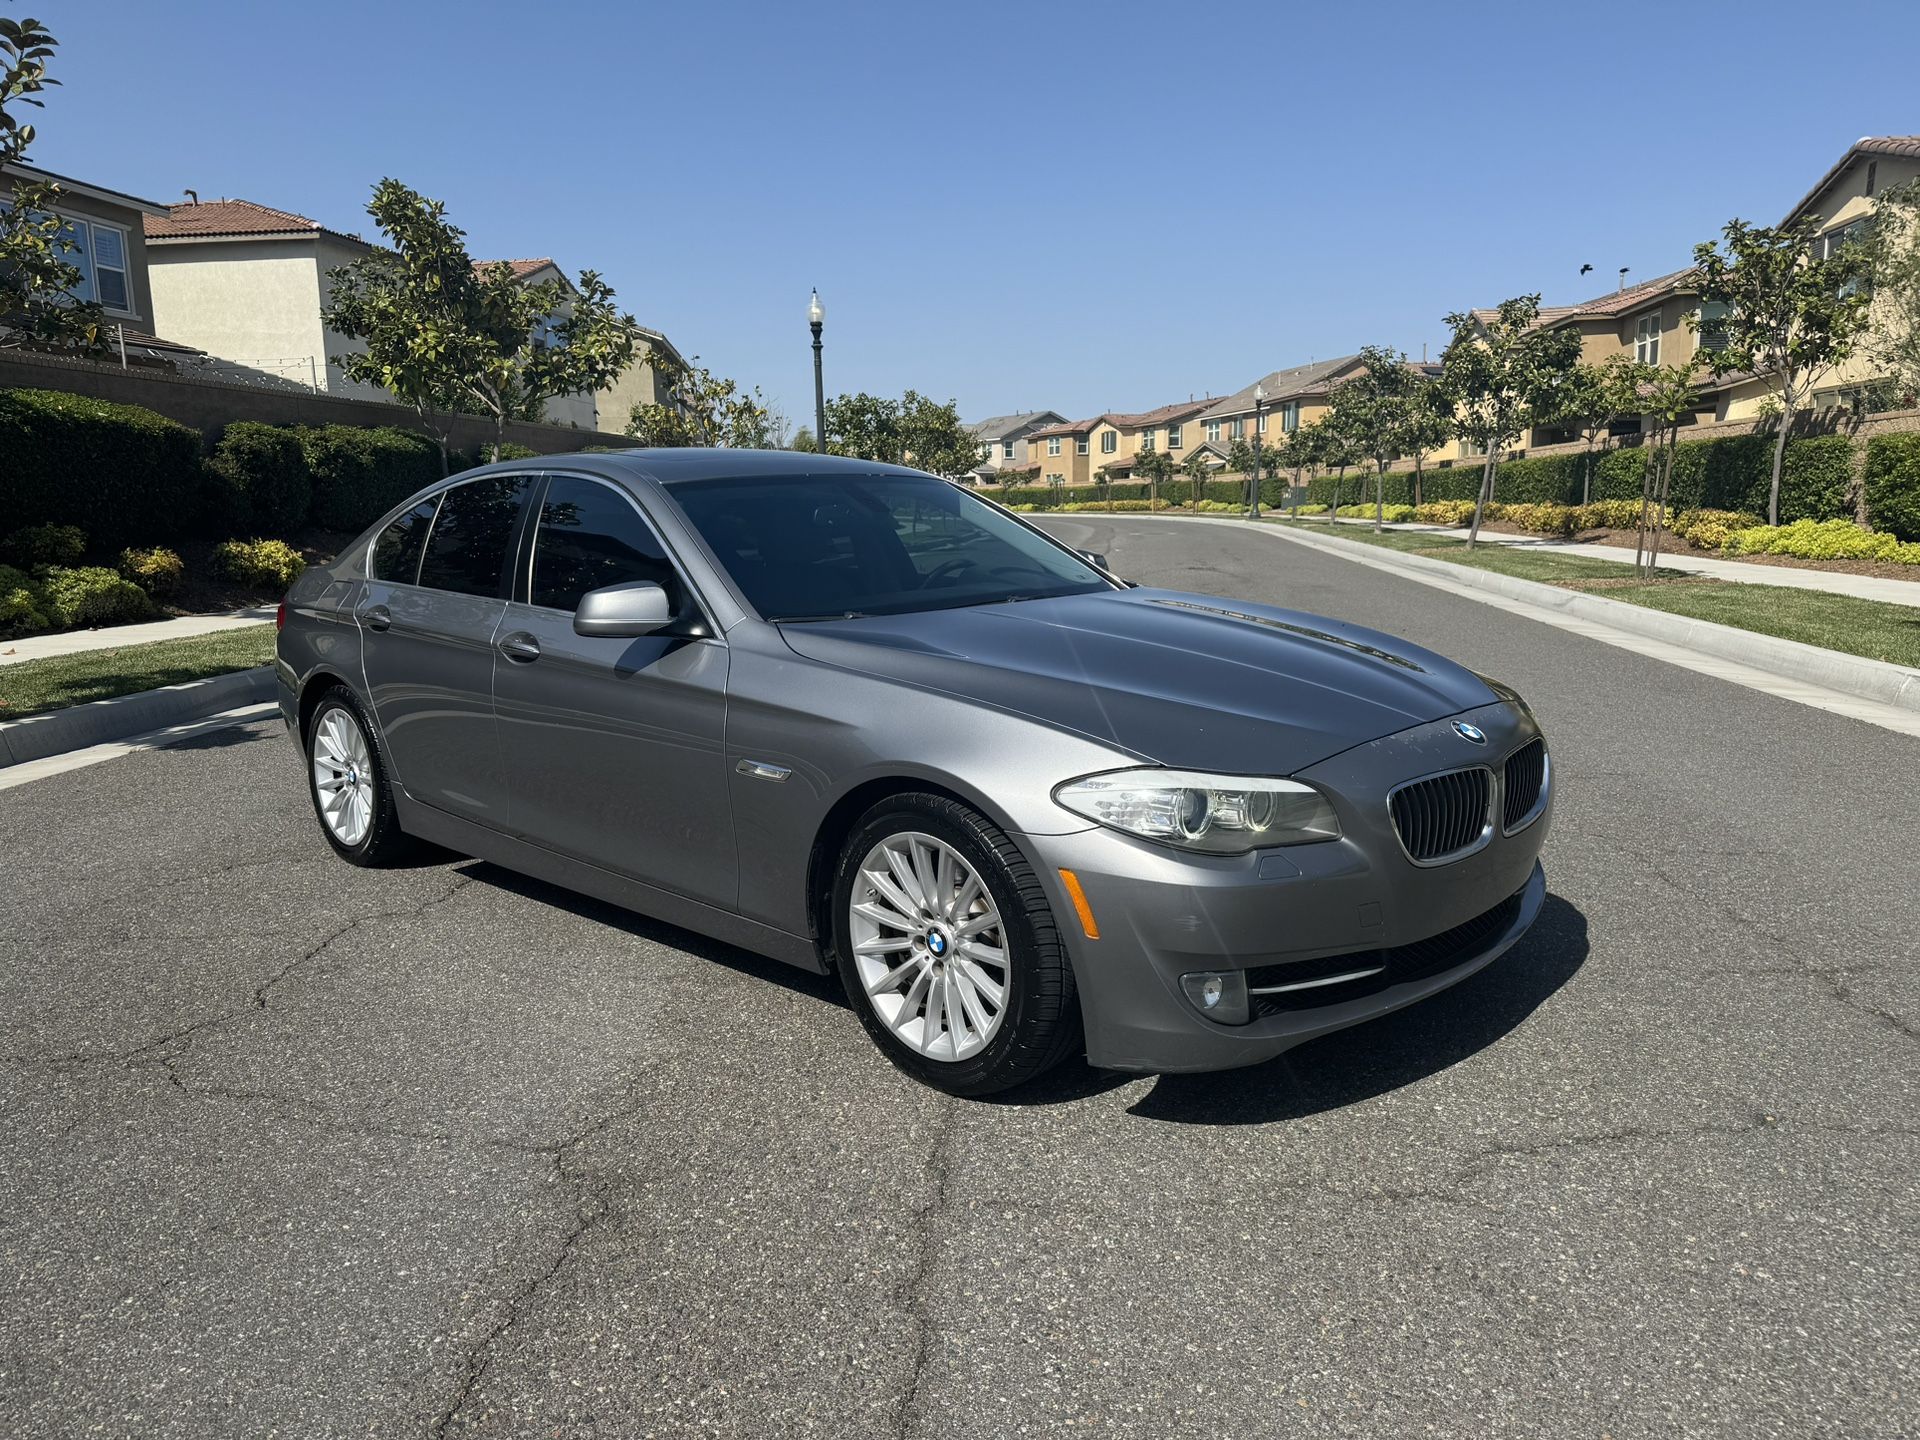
[1117,894,1591,1126]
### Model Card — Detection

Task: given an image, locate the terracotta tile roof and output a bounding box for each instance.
[143,198,369,247]
[1028,416,1100,438]
[1784,135,1920,224]
[1102,397,1215,429]
[474,258,557,279]
[1562,267,1699,319]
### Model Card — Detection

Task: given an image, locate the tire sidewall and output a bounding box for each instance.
[304,689,389,864]
[830,797,1055,1093]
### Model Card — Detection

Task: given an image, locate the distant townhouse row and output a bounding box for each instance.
[0,163,681,432]
[968,135,1920,481]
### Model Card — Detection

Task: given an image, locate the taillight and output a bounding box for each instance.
[275,601,287,632]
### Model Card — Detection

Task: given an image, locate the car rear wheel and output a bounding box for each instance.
[831,793,1080,1096]
[305,686,410,866]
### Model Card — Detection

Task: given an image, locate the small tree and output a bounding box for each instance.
[627,352,773,447]
[1400,370,1453,509]
[1282,421,1326,518]
[0,16,106,353]
[1633,361,1703,577]
[1328,345,1422,532]
[1553,354,1651,506]
[1691,215,1872,525]
[325,180,637,464]
[1180,449,1214,509]
[790,425,816,452]
[1318,406,1366,521]
[1135,446,1175,509]
[1859,178,1920,409]
[1438,294,1582,546]
[822,390,977,476]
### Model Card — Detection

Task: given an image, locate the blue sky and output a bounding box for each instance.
[29,0,1920,428]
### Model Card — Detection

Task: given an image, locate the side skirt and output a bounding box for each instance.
[396,794,826,975]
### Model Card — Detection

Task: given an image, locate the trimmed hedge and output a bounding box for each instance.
[1864,432,1920,541]
[0,388,208,549]
[209,422,313,534]
[0,563,50,638]
[1,523,87,568]
[37,565,155,628]
[297,425,443,532]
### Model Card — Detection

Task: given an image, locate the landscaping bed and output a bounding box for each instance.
[0,624,276,720]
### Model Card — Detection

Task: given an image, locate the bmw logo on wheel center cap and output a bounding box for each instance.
[1453,721,1487,744]
[927,930,949,957]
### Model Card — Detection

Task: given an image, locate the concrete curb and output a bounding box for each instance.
[1229,519,1920,714]
[0,666,277,768]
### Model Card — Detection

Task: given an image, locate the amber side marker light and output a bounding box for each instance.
[1058,869,1100,939]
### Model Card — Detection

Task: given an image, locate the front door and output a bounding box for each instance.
[491,474,735,911]
[357,473,533,829]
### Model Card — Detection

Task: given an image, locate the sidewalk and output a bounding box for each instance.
[0,606,277,667]
[1306,515,1920,610]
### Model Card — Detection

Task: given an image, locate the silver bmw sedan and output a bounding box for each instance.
[276,450,1550,1096]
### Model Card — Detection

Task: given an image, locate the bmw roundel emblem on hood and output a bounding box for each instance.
[1453,720,1487,744]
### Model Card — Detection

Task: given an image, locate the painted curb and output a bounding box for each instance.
[0,666,277,768]
[1224,519,1920,714]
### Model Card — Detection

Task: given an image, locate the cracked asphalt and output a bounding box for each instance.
[2,514,1915,1438]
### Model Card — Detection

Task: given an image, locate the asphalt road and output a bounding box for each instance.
[2,514,1914,1438]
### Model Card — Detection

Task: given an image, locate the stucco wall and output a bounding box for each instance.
[148,237,336,391]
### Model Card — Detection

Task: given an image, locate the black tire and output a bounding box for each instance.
[303,685,412,867]
[830,792,1081,1097]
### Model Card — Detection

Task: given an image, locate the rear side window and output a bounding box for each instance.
[370,497,439,585]
[530,476,681,612]
[417,475,532,597]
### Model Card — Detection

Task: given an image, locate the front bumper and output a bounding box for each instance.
[1026,702,1552,1073]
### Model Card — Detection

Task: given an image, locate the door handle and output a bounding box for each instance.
[497,632,541,663]
[359,603,392,632]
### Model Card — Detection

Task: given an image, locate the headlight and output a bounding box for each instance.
[1053,768,1341,854]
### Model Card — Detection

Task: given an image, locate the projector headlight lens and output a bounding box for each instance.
[1053,769,1340,854]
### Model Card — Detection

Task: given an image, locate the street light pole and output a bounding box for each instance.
[808,289,827,450]
[1247,383,1267,519]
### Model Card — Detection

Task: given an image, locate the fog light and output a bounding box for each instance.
[1180,970,1250,1025]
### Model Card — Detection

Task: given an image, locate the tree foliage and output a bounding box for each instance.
[1438,295,1582,545]
[323,179,637,462]
[627,352,777,448]
[1691,214,1872,523]
[821,389,978,477]
[1552,354,1652,505]
[0,16,105,353]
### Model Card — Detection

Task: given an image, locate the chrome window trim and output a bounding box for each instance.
[1384,764,1496,869]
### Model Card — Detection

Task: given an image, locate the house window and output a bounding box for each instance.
[1205,419,1221,442]
[1229,417,1244,439]
[1002,440,1015,459]
[1047,436,1062,456]
[1867,159,1879,197]
[1697,300,1731,353]
[1139,429,1154,453]
[1100,430,1117,454]
[1256,412,1268,434]
[1076,436,1088,455]
[56,215,134,313]
[1167,424,1183,449]
[1634,312,1660,365]
[1282,401,1299,433]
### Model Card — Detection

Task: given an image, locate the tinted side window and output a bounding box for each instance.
[531,477,681,612]
[417,475,531,597]
[370,497,439,585]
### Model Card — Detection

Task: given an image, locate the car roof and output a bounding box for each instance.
[556,448,938,486]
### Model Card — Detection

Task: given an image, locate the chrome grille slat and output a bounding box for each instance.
[1502,739,1548,833]
[1388,766,1491,866]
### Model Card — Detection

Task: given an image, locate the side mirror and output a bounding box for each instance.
[1078,550,1112,572]
[574,580,672,638]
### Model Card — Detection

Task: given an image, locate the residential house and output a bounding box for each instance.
[1024,416,1100,486]
[1087,398,1216,480]
[0,161,198,363]
[966,409,1068,484]
[1197,356,1366,453]
[595,321,689,439]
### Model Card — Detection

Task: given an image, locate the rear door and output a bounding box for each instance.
[357,473,535,828]
[491,474,735,910]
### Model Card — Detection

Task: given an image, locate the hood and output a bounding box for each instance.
[777,587,1497,774]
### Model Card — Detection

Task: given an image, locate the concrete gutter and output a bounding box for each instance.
[1250,521,1920,714]
[0,666,277,768]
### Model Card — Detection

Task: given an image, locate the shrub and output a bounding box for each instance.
[1864,432,1920,542]
[298,425,443,532]
[119,546,185,598]
[37,565,155,628]
[1413,499,1477,526]
[1295,503,1330,515]
[1722,518,1920,565]
[1670,508,1761,551]
[493,442,538,461]
[0,563,51,638]
[214,537,307,589]
[1333,503,1416,522]
[1569,498,1646,530]
[1056,499,1171,513]
[0,522,87,568]
[0,388,208,549]
[1497,502,1579,537]
[207,422,313,534]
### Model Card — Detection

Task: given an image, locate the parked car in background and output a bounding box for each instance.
[276,451,1551,1095]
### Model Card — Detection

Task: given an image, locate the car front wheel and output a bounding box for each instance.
[831,793,1081,1096]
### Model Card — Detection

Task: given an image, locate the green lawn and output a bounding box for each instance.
[1265,519,1920,669]
[0,624,275,720]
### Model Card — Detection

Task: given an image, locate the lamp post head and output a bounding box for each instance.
[1253,383,1266,404]
[808,289,825,327]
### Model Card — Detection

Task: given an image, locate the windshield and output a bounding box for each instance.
[670,473,1114,621]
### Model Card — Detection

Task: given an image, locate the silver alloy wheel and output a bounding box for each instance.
[850,831,1010,1063]
[311,707,375,848]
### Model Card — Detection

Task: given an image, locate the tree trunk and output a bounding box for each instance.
[1466,447,1498,548]
[1634,433,1658,576]
[1767,397,1791,526]
[1374,461,1386,532]
[1413,454,1424,510]
[1648,430,1677,574]
[1582,437,1595,507]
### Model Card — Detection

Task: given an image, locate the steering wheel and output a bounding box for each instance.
[919,558,980,587]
